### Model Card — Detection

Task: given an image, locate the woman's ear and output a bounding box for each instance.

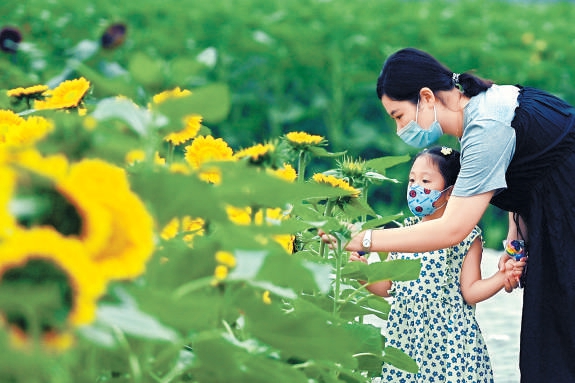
[419,87,435,105]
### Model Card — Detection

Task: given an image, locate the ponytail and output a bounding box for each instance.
[377,48,493,101]
[455,72,493,98]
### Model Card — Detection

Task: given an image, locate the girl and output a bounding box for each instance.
[349,146,525,382]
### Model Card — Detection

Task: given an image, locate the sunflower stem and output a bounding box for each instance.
[297,150,307,183]
[319,199,336,259]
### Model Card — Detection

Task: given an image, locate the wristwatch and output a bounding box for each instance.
[362,229,373,252]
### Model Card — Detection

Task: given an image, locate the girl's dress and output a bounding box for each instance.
[380,217,494,383]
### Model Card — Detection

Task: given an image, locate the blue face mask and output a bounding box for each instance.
[406,184,452,217]
[398,100,443,148]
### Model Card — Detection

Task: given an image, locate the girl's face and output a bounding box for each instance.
[408,155,451,219]
[408,155,446,191]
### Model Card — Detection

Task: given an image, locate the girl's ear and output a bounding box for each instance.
[444,185,454,199]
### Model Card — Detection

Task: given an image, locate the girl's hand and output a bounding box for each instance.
[349,251,368,264]
[499,254,526,292]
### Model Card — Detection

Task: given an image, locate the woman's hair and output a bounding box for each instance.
[376,47,493,102]
[414,146,461,187]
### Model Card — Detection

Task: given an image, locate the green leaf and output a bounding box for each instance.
[156,83,231,124]
[215,162,355,207]
[308,146,347,158]
[366,155,411,173]
[189,333,309,383]
[383,346,419,374]
[367,259,421,283]
[362,213,405,229]
[128,52,164,88]
[128,165,228,227]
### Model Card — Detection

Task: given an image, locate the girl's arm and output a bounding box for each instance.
[339,192,494,254]
[349,252,392,297]
[459,237,525,305]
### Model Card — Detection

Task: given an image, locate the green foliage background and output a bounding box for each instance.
[3,0,574,243]
[0,1,568,381]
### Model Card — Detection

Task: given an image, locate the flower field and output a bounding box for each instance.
[0,75,420,382]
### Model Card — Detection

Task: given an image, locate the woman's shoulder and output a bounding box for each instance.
[466,84,520,122]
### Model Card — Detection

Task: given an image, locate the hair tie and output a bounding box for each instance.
[440,146,453,156]
[452,72,460,85]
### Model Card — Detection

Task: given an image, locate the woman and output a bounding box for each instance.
[321,47,575,382]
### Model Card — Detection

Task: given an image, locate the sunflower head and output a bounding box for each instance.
[267,163,297,183]
[0,228,107,351]
[0,26,22,54]
[164,114,203,146]
[33,78,91,111]
[284,131,326,150]
[152,87,192,105]
[312,173,360,198]
[7,85,49,99]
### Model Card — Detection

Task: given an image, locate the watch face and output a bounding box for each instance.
[362,239,370,247]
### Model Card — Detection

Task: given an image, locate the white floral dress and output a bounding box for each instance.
[380,217,494,382]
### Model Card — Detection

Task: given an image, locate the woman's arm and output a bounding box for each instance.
[506,212,528,242]
[459,237,526,305]
[341,191,495,254]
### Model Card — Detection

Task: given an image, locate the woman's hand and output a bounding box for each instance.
[318,223,363,251]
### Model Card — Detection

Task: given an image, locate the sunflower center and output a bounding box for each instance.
[0,258,73,338]
[14,186,83,236]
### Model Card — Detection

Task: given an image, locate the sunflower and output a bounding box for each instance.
[125,149,146,165]
[160,216,205,244]
[6,84,48,98]
[268,163,297,182]
[0,112,54,148]
[164,114,202,145]
[184,135,234,184]
[262,290,272,305]
[11,116,54,148]
[57,159,155,280]
[0,166,17,238]
[152,87,191,105]
[169,162,191,175]
[184,136,234,168]
[34,78,91,110]
[285,131,326,149]
[0,110,25,145]
[312,173,360,197]
[215,250,236,268]
[273,234,296,254]
[182,216,205,243]
[0,228,107,336]
[9,148,69,180]
[234,143,275,162]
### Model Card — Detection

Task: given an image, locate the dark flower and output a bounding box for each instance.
[101,23,127,49]
[0,26,22,54]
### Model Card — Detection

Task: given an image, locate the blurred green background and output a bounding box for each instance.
[3,0,575,247]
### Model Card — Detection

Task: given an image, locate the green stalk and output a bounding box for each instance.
[319,199,336,258]
[333,244,343,316]
[297,150,307,183]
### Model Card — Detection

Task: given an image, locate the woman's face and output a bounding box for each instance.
[381,94,437,134]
